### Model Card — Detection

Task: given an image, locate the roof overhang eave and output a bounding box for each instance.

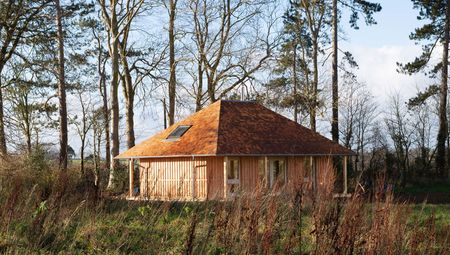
[115,152,356,159]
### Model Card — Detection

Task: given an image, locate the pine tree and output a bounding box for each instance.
[398,0,450,178]
[331,0,381,143]
[266,0,329,130]
[0,0,51,157]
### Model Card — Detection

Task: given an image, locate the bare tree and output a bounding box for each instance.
[92,22,111,169]
[167,0,177,124]
[99,0,161,188]
[183,0,278,109]
[70,89,94,175]
[409,99,436,177]
[98,0,124,188]
[4,69,57,154]
[54,0,68,170]
[91,107,105,192]
[116,0,164,149]
[385,93,413,188]
[339,74,377,172]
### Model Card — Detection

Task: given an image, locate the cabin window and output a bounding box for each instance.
[258,158,267,187]
[269,158,286,187]
[303,157,312,181]
[227,158,240,195]
[166,125,191,139]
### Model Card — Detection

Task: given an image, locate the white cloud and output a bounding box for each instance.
[347,44,432,105]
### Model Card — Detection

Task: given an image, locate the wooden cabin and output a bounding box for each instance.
[116,100,354,201]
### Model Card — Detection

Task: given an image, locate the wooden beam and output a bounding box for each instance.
[343,156,348,194]
[129,158,134,198]
[310,156,315,191]
[224,156,228,200]
[192,156,196,200]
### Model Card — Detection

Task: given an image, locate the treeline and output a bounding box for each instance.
[0,0,449,189]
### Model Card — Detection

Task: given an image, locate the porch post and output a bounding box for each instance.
[310,156,315,191]
[192,156,196,200]
[224,156,228,200]
[129,158,134,197]
[343,156,348,194]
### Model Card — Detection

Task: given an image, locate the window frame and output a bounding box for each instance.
[303,157,312,182]
[166,125,192,140]
[227,157,241,196]
[269,157,287,188]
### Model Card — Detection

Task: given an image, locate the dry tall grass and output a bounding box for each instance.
[0,154,449,254]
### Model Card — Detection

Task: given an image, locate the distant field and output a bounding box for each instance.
[396,181,450,204]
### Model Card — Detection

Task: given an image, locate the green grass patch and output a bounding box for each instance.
[397,181,450,195]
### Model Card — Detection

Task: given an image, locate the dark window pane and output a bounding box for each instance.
[167,125,192,139]
[228,159,239,180]
[271,159,286,186]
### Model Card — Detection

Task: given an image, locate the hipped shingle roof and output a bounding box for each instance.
[116,100,354,158]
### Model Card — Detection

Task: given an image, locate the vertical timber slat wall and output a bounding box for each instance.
[240,157,260,193]
[139,157,222,200]
[207,156,225,199]
[136,155,336,200]
[315,156,335,193]
[287,156,306,191]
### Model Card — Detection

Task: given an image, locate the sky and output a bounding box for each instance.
[66,0,438,156]
[340,0,431,102]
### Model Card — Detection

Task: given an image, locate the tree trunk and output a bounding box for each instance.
[96,129,102,188]
[0,80,6,156]
[436,0,449,178]
[207,77,216,103]
[292,45,298,123]
[98,47,110,169]
[55,0,68,170]
[102,79,111,168]
[108,0,120,189]
[93,126,98,185]
[125,88,135,148]
[310,36,318,131]
[80,138,85,175]
[25,100,32,154]
[195,58,203,112]
[120,54,135,148]
[168,0,177,125]
[163,97,167,129]
[331,0,339,143]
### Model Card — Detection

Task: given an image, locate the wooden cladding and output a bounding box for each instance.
[135,155,335,200]
[139,157,224,200]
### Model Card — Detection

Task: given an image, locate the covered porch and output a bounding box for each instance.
[125,155,351,201]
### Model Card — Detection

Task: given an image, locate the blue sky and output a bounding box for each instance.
[343,0,422,46]
[338,0,433,104]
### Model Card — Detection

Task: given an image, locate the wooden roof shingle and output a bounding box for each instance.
[116,100,354,158]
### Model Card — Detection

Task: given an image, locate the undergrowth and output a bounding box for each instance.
[0,153,449,254]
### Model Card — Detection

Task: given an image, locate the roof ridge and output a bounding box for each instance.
[215,100,223,155]
[219,99,258,103]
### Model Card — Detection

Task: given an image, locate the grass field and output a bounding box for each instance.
[1,196,449,254]
[1,158,449,254]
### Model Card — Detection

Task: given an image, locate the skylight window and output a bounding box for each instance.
[166,125,192,139]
